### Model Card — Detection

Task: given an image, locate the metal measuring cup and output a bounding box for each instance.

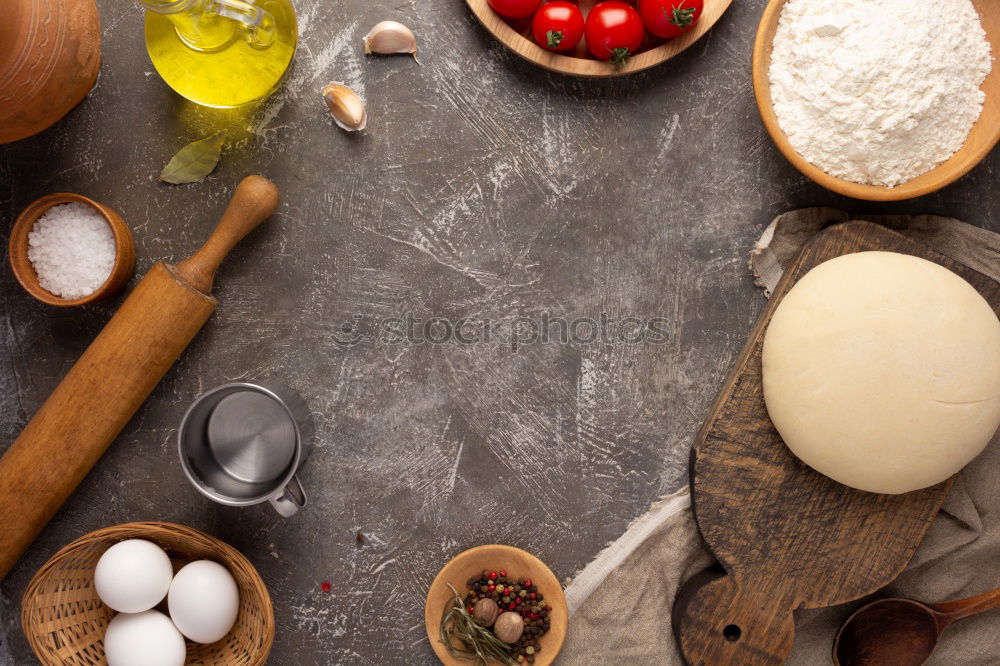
[178,382,311,517]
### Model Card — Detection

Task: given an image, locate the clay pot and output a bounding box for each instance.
[0,0,101,144]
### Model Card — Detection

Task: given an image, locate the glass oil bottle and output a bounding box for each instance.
[141,0,297,108]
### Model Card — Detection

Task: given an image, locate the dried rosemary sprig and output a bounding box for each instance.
[439,584,517,666]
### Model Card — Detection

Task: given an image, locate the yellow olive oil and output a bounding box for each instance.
[144,0,297,108]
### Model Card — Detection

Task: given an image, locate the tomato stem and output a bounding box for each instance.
[611,47,630,68]
[546,29,564,49]
[670,6,696,29]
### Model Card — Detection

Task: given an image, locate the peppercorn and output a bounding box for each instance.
[462,565,553,651]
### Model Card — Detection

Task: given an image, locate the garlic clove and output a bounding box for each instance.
[322,83,367,132]
[363,20,418,61]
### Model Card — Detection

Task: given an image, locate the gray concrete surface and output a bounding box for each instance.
[2,1,999,664]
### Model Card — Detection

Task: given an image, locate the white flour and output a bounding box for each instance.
[769,0,992,188]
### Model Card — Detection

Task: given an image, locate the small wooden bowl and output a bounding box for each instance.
[424,545,568,666]
[21,522,274,666]
[8,192,135,306]
[465,0,733,77]
[753,0,1000,201]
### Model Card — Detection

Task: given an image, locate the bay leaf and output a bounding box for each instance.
[160,130,226,184]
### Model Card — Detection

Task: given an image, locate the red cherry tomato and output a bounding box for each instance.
[638,0,703,39]
[585,1,645,67]
[487,0,542,20]
[532,2,585,52]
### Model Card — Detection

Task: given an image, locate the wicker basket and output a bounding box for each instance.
[21,522,274,666]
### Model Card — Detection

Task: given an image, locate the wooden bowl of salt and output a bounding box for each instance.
[8,193,135,306]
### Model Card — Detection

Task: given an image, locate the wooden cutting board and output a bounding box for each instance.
[671,221,1000,665]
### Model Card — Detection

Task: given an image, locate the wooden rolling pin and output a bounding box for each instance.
[0,175,279,579]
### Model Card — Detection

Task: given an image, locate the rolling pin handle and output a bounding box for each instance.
[173,175,280,294]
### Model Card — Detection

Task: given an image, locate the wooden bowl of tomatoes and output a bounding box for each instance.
[465,0,733,77]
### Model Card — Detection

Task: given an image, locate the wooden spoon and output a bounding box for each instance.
[752,0,1000,201]
[833,588,1000,665]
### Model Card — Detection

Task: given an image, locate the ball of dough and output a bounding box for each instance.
[762,251,1000,494]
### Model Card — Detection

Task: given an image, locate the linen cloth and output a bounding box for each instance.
[558,208,1000,665]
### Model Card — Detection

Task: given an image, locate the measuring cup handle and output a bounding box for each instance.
[268,475,307,517]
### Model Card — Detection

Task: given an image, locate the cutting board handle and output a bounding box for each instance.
[673,570,796,665]
[173,175,280,294]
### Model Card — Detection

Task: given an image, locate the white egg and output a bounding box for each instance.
[103,610,186,666]
[168,560,240,643]
[94,539,174,613]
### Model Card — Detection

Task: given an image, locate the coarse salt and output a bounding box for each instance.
[27,202,116,300]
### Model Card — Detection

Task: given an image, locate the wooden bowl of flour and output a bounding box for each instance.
[8,193,135,306]
[753,0,1000,201]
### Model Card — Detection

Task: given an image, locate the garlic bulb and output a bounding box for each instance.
[363,21,418,61]
[322,83,367,132]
